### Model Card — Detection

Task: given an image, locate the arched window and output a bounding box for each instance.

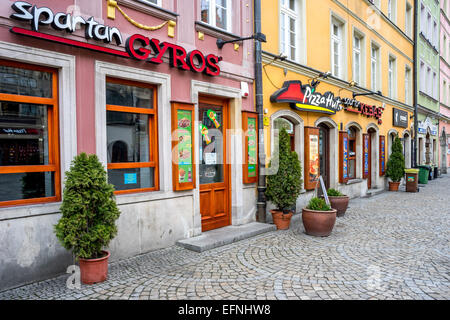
[273,117,295,151]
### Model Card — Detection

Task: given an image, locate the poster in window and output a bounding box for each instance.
[379,135,386,176]
[304,127,320,190]
[172,102,195,191]
[339,131,349,184]
[242,112,258,183]
[363,134,369,178]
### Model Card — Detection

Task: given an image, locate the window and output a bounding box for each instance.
[388,56,396,99]
[419,61,425,92]
[280,0,298,61]
[353,33,364,86]
[140,0,161,6]
[0,60,60,207]
[347,127,357,179]
[433,72,437,99]
[426,66,432,96]
[201,0,232,32]
[388,0,396,23]
[405,66,411,105]
[106,78,159,194]
[444,34,447,59]
[405,2,412,37]
[427,11,432,42]
[331,17,345,79]
[420,3,426,35]
[443,80,447,105]
[371,44,380,91]
[433,20,438,48]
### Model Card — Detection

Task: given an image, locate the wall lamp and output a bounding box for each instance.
[352,90,382,99]
[217,32,266,49]
[310,71,331,88]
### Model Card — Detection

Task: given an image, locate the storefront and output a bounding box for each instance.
[416,115,440,166]
[0,0,256,291]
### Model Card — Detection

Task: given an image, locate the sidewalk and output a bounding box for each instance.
[1,175,449,300]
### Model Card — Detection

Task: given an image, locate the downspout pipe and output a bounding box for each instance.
[413,0,418,168]
[254,0,266,222]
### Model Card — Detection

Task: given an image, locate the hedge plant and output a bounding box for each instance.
[326,188,345,197]
[386,136,405,183]
[265,127,303,213]
[54,153,121,260]
[307,197,332,211]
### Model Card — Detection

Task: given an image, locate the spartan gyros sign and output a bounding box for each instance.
[10,1,221,76]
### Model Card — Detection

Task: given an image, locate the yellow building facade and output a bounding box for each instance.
[261,0,415,207]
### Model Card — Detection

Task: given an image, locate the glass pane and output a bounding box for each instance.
[107,111,150,163]
[216,0,226,8]
[289,0,295,11]
[106,82,153,108]
[0,66,52,98]
[273,117,294,134]
[216,6,227,30]
[108,167,154,191]
[199,104,224,185]
[201,0,209,23]
[0,102,49,166]
[348,159,355,179]
[0,171,54,202]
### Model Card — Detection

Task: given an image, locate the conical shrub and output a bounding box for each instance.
[386,136,405,182]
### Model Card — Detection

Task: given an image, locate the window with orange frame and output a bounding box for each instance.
[0,59,60,207]
[106,77,159,194]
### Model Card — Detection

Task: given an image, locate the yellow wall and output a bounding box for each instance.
[261,0,415,158]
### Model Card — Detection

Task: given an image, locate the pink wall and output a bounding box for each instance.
[1,0,255,154]
[441,3,450,168]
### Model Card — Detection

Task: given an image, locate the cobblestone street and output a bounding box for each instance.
[1,175,449,300]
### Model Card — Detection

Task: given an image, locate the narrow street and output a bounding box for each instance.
[1,175,449,300]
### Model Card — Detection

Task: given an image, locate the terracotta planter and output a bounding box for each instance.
[302,208,337,237]
[328,196,349,217]
[271,210,293,230]
[78,250,110,285]
[388,181,400,191]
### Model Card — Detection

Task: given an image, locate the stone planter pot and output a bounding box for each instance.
[328,196,349,217]
[388,181,400,191]
[302,208,337,237]
[271,210,293,230]
[78,251,110,285]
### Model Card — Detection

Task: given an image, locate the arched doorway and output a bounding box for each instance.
[318,123,330,189]
[366,127,378,190]
[425,130,431,164]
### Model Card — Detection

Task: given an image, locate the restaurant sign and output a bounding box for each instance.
[270,81,384,124]
[10,1,221,76]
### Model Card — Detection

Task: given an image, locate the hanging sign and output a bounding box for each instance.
[270,81,342,114]
[200,124,211,144]
[207,109,221,128]
[10,1,221,76]
[393,108,408,128]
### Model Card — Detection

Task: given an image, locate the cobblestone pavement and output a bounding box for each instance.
[1,175,450,300]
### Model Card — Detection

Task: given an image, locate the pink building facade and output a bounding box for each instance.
[440,0,450,172]
[0,0,257,290]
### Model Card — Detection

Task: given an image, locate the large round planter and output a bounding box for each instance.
[302,208,337,237]
[328,196,349,217]
[78,251,110,285]
[388,181,400,191]
[271,210,293,230]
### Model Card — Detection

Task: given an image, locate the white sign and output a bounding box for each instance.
[418,117,438,136]
[204,153,217,165]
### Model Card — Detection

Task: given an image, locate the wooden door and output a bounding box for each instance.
[198,96,230,232]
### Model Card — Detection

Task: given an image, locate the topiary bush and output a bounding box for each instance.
[326,188,345,197]
[265,127,303,213]
[307,197,332,211]
[386,136,405,182]
[54,153,121,260]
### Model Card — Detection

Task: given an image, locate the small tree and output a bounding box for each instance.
[55,153,121,260]
[386,136,405,182]
[265,127,303,213]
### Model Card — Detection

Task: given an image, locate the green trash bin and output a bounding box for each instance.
[417,166,429,184]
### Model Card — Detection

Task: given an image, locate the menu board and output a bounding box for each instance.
[242,112,258,184]
[339,131,349,183]
[172,102,195,191]
[304,127,320,190]
[379,135,385,176]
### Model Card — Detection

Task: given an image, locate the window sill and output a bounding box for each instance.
[117,0,178,21]
[195,21,241,42]
[345,178,363,185]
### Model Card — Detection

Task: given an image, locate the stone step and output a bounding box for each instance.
[176,222,276,253]
[365,188,385,197]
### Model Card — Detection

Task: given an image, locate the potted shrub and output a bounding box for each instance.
[326,188,349,217]
[302,197,337,237]
[385,136,405,191]
[265,127,303,230]
[54,153,121,285]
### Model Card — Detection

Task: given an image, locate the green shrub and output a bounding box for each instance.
[306,197,332,211]
[54,153,121,260]
[386,136,405,182]
[327,188,344,197]
[265,127,303,212]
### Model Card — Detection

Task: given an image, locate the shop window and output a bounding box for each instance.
[0,60,60,207]
[347,127,357,179]
[106,77,159,194]
[201,0,232,32]
[274,117,295,151]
